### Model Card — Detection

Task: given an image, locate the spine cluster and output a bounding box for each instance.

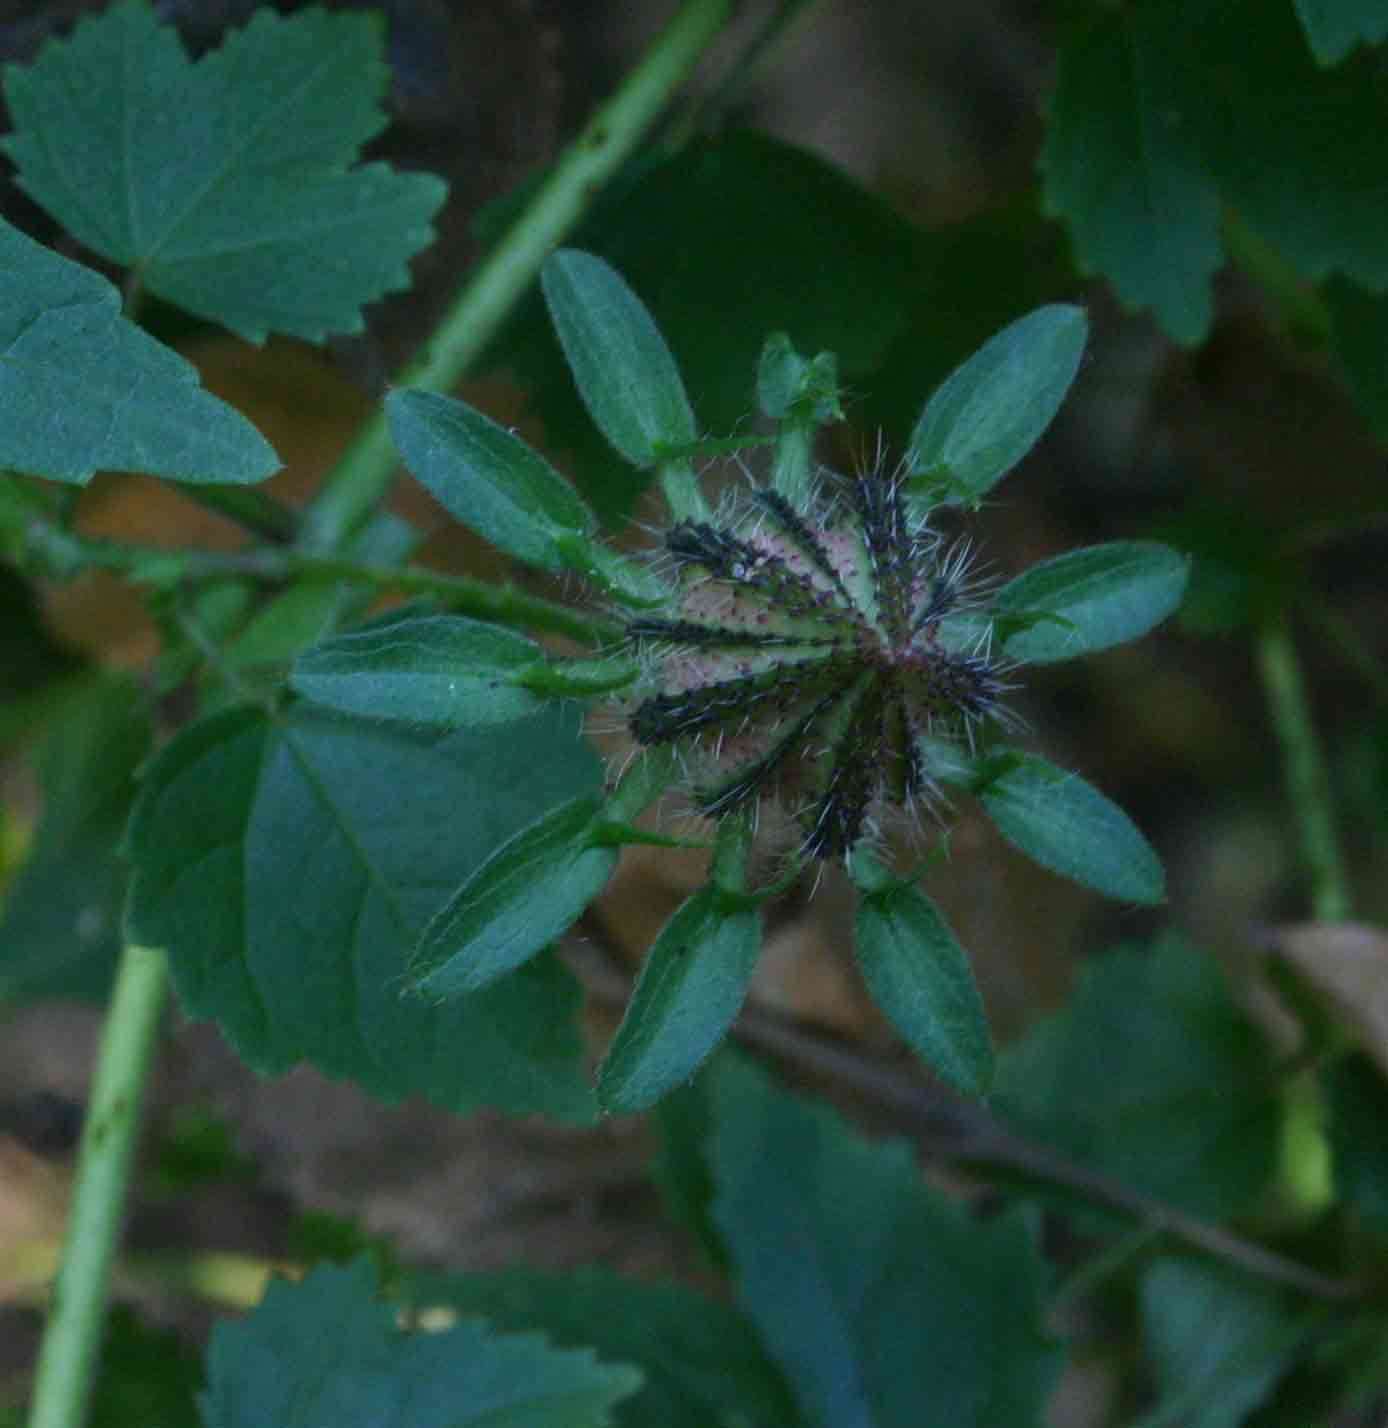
[627,467,1009,859]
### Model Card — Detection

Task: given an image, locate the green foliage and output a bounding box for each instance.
[996,936,1282,1219]
[849,855,994,1095]
[542,248,697,467]
[709,1054,1064,1428]
[124,702,600,1120]
[597,885,762,1113]
[1294,0,1388,63]
[90,1307,203,1428]
[290,613,638,727]
[406,1267,799,1428]
[1044,0,1388,437]
[3,0,445,342]
[906,304,1088,504]
[993,542,1191,665]
[9,5,1387,1422]
[201,1260,641,1428]
[0,217,278,486]
[0,675,149,1002]
[486,130,924,517]
[968,750,1166,903]
[1042,7,1220,346]
[1140,1258,1309,1428]
[410,793,618,998]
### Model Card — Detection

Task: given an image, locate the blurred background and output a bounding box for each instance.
[2,2,1386,1422]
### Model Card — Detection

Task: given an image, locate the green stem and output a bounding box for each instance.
[770,421,815,506]
[657,458,709,521]
[1256,614,1352,921]
[301,0,735,554]
[12,507,622,646]
[27,944,169,1428]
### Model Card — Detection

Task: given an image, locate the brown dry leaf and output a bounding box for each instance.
[1269,921,1388,1077]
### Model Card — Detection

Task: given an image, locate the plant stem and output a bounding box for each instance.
[1257,613,1352,921]
[11,507,623,646]
[301,0,735,554]
[26,944,169,1428]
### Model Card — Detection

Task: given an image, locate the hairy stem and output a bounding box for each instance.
[301,0,735,554]
[26,944,169,1428]
[12,508,623,646]
[1257,613,1352,921]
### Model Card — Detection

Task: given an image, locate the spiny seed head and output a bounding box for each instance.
[626,461,1012,860]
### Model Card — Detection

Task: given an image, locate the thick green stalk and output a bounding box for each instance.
[1257,614,1351,921]
[301,0,735,554]
[27,944,169,1428]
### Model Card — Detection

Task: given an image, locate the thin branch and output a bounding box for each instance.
[569,931,1364,1303]
[300,0,737,554]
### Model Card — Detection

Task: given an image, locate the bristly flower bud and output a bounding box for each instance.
[626,461,1011,860]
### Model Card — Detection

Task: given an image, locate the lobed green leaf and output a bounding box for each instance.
[906,304,1088,504]
[3,1,445,343]
[993,541,1190,664]
[709,1054,1064,1428]
[0,218,278,485]
[973,750,1165,903]
[1141,1258,1308,1428]
[201,1259,641,1428]
[410,794,617,997]
[405,1266,797,1428]
[125,702,601,1120]
[1041,8,1220,344]
[851,871,993,1096]
[995,935,1282,1219]
[541,249,696,468]
[598,887,762,1114]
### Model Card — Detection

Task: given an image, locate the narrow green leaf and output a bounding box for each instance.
[1041,8,1221,345]
[974,750,1165,903]
[851,876,993,1096]
[995,935,1281,1219]
[125,702,601,1120]
[1293,0,1388,65]
[201,1259,641,1428]
[411,795,617,997]
[386,390,593,570]
[1140,1258,1307,1428]
[709,1055,1064,1428]
[542,249,696,467]
[3,1,445,342]
[291,615,543,726]
[598,888,762,1114]
[906,304,1088,504]
[0,218,278,485]
[406,1267,798,1428]
[993,541,1190,664]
